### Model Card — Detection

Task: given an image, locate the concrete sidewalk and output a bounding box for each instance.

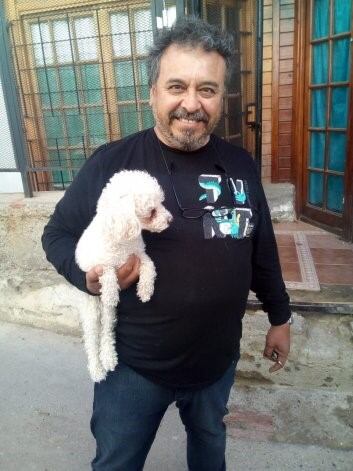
[0,321,352,471]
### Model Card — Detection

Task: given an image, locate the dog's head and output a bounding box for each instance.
[97,170,172,241]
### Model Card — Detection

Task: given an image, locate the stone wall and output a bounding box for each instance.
[0,192,82,334]
[3,189,352,393]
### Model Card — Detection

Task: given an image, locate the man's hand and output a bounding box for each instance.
[85,254,141,295]
[263,323,290,373]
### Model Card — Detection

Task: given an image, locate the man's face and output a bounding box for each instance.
[149,44,226,151]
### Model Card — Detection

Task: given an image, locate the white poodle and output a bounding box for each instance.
[75,170,172,382]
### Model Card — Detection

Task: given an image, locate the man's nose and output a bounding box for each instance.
[181,90,201,113]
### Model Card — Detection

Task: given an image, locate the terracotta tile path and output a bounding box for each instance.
[274,221,353,291]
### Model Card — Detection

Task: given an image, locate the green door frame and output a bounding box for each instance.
[0,0,32,196]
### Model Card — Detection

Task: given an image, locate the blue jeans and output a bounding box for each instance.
[91,361,237,471]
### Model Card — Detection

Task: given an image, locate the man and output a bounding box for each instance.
[42,17,291,471]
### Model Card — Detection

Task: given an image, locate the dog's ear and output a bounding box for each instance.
[123,210,141,240]
[108,195,141,241]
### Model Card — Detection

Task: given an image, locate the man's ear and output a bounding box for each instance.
[149,85,156,107]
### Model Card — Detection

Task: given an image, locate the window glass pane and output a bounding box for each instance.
[309,131,326,168]
[65,110,84,145]
[206,4,222,27]
[332,39,351,82]
[312,42,328,84]
[134,9,153,54]
[37,68,60,107]
[141,103,154,128]
[48,149,68,167]
[328,132,347,171]
[74,17,97,61]
[43,111,65,147]
[327,175,344,212]
[111,12,131,57]
[31,23,53,66]
[70,149,86,168]
[53,20,72,64]
[333,0,352,34]
[137,59,149,100]
[228,97,242,136]
[308,172,324,207]
[81,64,102,104]
[312,0,329,39]
[156,5,176,29]
[118,104,139,137]
[226,6,237,33]
[59,66,78,106]
[87,108,106,146]
[48,149,70,187]
[311,89,327,127]
[115,61,135,101]
[330,87,349,128]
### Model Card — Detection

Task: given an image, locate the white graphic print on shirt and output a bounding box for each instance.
[198,174,254,239]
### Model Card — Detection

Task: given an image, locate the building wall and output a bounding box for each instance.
[262,0,295,184]
[261,0,273,183]
[4,0,296,189]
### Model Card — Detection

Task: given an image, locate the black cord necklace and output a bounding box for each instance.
[156,134,237,219]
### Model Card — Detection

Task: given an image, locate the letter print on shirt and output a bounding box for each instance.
[198,175,222,203]
[198,174,254,240]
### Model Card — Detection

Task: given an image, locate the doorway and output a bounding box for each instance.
[296,0,353,241]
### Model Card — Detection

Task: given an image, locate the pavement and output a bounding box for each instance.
[1,320,352,471]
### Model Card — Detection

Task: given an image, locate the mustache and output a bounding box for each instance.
[170,108,209,123]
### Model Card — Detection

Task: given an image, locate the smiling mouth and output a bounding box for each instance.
[180,118,198,122]
[176,118,204,125]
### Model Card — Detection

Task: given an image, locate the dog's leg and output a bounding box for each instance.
[136,253,157,302]
[80,295,107,382]
[99,267,119,372]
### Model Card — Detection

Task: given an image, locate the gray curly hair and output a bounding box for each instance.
[147,16,235,88]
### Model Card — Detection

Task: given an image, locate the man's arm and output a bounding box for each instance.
[41,148,105,293]
[250,175,291,372]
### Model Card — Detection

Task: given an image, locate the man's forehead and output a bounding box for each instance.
[158,44,226,81]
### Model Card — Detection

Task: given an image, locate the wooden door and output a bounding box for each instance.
[296,0,353,239]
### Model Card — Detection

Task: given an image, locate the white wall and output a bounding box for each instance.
[0,76,23,193]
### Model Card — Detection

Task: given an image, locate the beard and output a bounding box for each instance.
[154,107,221,151]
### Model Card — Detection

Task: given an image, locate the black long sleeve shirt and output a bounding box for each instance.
[42,128,291,388]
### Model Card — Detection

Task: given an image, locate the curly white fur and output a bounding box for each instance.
[75,170,172,382]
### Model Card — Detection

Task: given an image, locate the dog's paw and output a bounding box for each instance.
[137,291,152,303]
[89,364,107,383]
[100,348,118,372]
[137,284,154,303]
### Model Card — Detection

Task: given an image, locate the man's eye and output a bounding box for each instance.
[200,88,215,97]
[169,85,184,92]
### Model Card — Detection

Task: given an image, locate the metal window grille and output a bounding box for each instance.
[7,0,260,191]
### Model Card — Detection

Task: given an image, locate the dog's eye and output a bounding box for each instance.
[150,209,157,219]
